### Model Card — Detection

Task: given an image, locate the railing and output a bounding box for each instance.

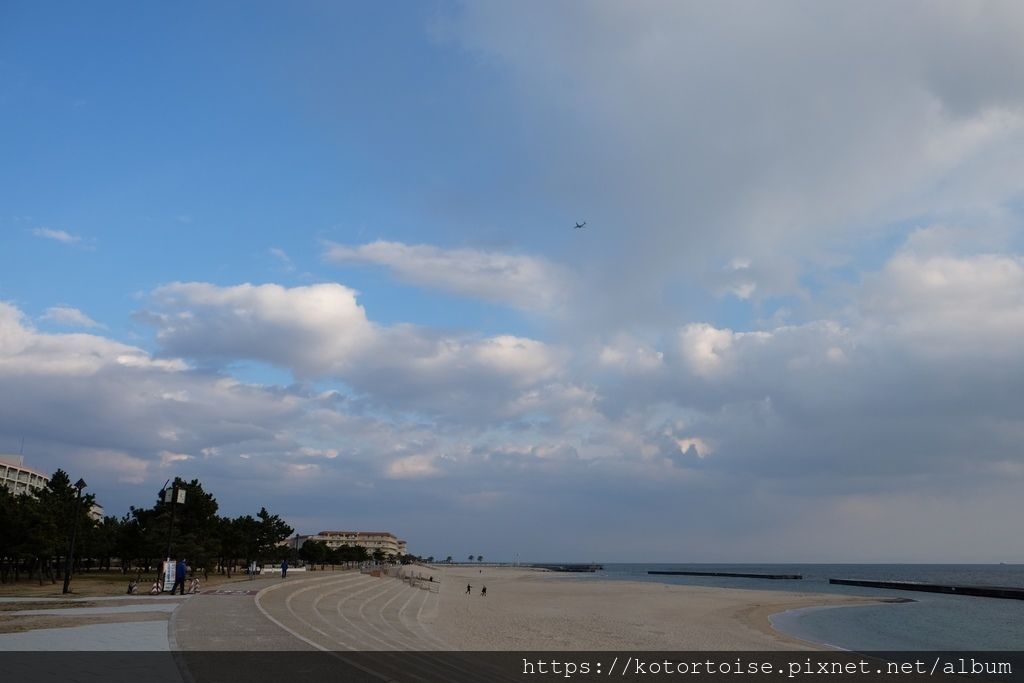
[356,563,441,593]
[385,565,441,593]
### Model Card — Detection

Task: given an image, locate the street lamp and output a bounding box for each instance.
[162,481,186,592]
[62,478,87,594]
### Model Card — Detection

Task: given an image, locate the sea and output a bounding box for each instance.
[569,564,1024,650]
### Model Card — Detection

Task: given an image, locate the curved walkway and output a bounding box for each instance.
[253,570,448,651]
[171,570,449,651]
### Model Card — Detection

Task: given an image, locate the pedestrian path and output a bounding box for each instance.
[252,570,448,651]
[0,620,171,650]
[0,594,187,603]
[4,603,180,616]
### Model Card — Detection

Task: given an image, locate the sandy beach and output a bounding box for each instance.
[424,566,879,650]
[1,567,882,653]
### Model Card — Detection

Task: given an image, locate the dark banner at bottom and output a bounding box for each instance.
[0,651,1021,683]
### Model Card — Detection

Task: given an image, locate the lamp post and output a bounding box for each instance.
[62,478,87,594]
[162,481,186,592]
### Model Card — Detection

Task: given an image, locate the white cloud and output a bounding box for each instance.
[32,227,81,244]
[4,235,1024,561]
[598,337,664,373]
[386,454,440,479]
[159,450,193,467]
[41,306,102,328]
[296,446,339,459]
[858,251,1024,357]
[676,324,738,378]
[141,281,566,419]
[324,240,570,313]
[148,282,374,378]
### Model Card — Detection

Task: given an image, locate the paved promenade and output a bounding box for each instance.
[172,570,445,650]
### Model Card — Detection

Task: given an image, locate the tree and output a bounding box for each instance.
[36,469,97,584]
[216,515,247,577]
[114,511,142,572]
[254,507,293,561]
[149,478,220,577]
[477,555,483,563]
[467,555,474,562]
[81,515,121,572]
[299,540,330,569]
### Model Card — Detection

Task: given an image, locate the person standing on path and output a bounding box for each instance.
[281,558,288,579]
[171,557,188,595]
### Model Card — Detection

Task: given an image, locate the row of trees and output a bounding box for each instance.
[0,471,295,584]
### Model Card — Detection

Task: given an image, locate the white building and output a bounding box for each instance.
[0,455,49,496]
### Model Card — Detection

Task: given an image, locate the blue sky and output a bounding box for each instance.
[3,2,1024,562]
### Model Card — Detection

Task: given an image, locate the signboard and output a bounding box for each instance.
[163,558,176,592]
[163,488,186,504]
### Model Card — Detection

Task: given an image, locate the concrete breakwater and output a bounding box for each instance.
[829,578,1024,600]
[531,564,603,573]
[649,570,803,580]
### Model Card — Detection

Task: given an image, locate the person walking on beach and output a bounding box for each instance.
[281,558,288,579]
[466,584,472,595]
[171,557,188,595]
[481,586,486,597]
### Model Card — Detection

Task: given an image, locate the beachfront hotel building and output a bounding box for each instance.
[0,455,50,496]
[292,531,407,557]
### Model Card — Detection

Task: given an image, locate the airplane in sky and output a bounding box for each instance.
[574,221,587,229]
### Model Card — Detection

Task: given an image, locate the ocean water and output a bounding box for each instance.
[572,564,1024,650]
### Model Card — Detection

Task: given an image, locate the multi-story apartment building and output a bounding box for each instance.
[292,530,407,557]
[0,455,50,496]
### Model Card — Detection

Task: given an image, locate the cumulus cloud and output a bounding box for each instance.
[141,282,567,419]
[858,251,1024,358]
[4,235,1024,561]
[323,240,571,313]
[1,299,511,519]
[147,282,374,377]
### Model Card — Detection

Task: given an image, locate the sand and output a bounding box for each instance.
[0,566,882,651]
[424,566,878,650]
